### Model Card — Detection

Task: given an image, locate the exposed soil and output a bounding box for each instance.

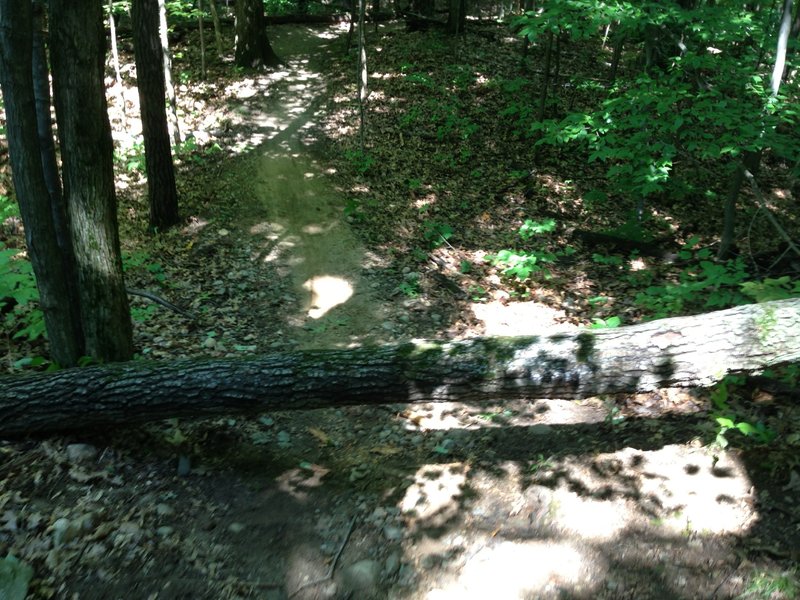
[1,22,799,600]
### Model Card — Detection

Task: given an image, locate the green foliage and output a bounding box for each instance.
[0,243,44,341]
[398,280,420,298]
[115,140,146,173]
[635,238,750,318]
[0,554,33,600]
[422,220,453,248]
[589,315,621,329]
[591,253,624,267]
[122,251,168,323]
[175,138,222,165]
[0,194,19,222]
[468,285,489,302]
[488,219,557,281]
[711,378,776,449]
[518,217,555,239]
[741,276,800,303]
[344,149,375,175]
[739,569,799,600]
[516,1,799,214]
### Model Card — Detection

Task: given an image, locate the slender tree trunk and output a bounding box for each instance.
[158,0,181,144]
[536,30,553,123]
[347,0,355,52]
[31,1,83,351]
[108,0,127,118]
[357,0,367,152]
[2,299,798,436]
[207,0,225,57]
[0,0,84,366]
[609,35,623,84]
[198,0,207,79]
[48,0,133,362]
[132,0,182,231]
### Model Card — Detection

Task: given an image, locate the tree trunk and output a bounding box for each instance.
[158,0,182,144]
[2,299,798,437]
[48,0,134,362]
[357,0,367,151]
[0,0,84,367]
[446,0,466,35]
[132,0,181,231]
[108,0,127,119]
[207,0,225,57]
[234,0,281,68]
[31,0,84,358]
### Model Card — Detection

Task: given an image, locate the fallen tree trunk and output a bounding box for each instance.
[1,299,799,436]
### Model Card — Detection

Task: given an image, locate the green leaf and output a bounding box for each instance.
[0,555,33,600]
[716,416,735,428]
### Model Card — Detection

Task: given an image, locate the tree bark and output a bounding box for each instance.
[234,0,281,68]
[2,299,798,437]
[48,0,134,362]
[31,0,83,352]
[132,0,181,231]
[0,0,84,366]
[158,0,182,144]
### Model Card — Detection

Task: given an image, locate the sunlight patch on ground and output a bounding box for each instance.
[472,300,575,336]
[428,541,595,600]
[303,275,354,319]
[401,445,757,597]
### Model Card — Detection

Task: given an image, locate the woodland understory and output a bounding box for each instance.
[1,9,800,600]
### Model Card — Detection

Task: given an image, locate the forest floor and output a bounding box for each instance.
[2,21,800,600]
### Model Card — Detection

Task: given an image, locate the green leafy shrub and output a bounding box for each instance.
[489,218,557,281]
[0,243,44,341]
[710,378,776,448]
[740,276,800,302]
[422,220,453,248]
[635,237,750,317]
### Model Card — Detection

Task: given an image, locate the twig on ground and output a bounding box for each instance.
[289,514,357,598]
[126,288,197,321]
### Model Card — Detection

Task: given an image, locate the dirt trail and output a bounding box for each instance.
[241,26,389,348]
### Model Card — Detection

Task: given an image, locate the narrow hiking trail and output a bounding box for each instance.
[233,25,391,349]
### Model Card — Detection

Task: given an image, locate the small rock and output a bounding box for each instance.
[342,559,381,590]
[177,455,191,476]
[52,517,81,546]
[155,503,175,518]
[420,554,440,569]
[66,443,97,463]
[84,542,108,562]
[202,336,217,349]
[349,467,368,482]
[383,525,403,541]
[276,430,291,448]
[228,522,246,534]
[384,552,401,577]
[430,313,442,323]
[156,526,174,537]
[381,321,395,331]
